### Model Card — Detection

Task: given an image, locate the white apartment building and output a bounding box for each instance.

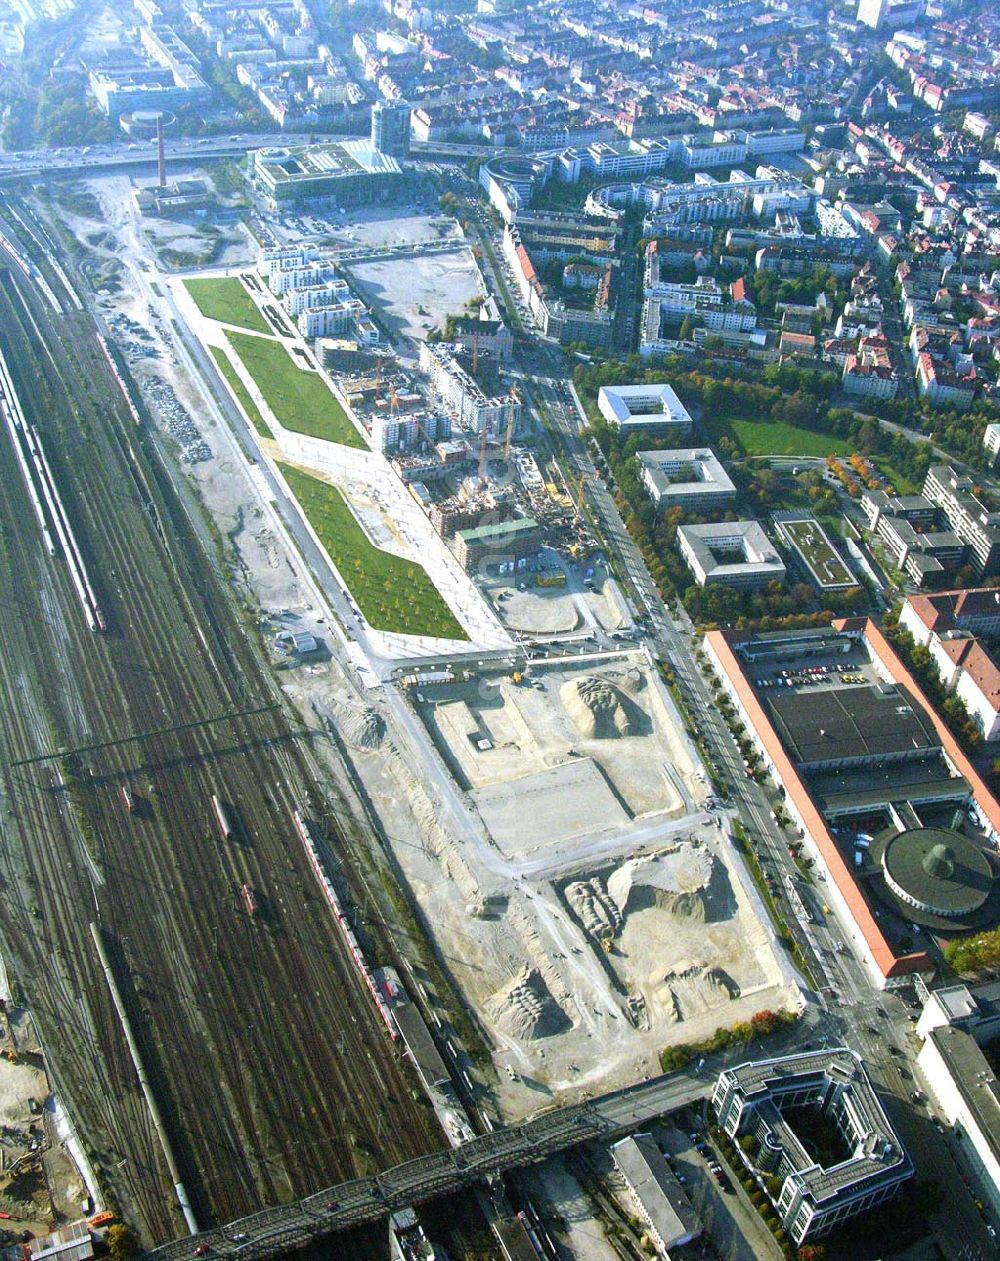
[418,342,521,437]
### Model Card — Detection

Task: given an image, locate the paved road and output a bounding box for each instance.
[144,1072,710,1260]
[500,355,996,1261]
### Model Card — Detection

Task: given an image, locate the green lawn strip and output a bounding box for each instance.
[278,463,467,640]
[210,345,271,438]
[702,413,850,458]
[874,459,920,496]
[184,276,272,334]
[227,331,365,449]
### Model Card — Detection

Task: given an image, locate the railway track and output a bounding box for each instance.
[0,261,442,1242]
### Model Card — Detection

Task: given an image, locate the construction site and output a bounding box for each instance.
[358,652,797,1113]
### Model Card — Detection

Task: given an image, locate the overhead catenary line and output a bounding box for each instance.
[8,701,281,768]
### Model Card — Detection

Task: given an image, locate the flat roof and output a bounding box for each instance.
[457,517,540,545]
[679,520,786,580]
[254,140,401,180]
[639,448,735,500]
[597,381,693,428]
[925,1025,1000,1170]
[881,826,993,915]
[720,1049,912,1205]
[612,1133,701,1248]
[774,514,854,590]
[863,619,1000,839]
[393,1002,451,1089]
[765,683,941,766]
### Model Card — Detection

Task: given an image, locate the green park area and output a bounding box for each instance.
[278,464,467,640]
[226,332,365,448]
[704,414,850,458]
[210,346,271,438]
[184,277,273,335]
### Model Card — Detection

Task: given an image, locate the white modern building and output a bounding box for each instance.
[678,521,786,590]
[597,382,693,439]
[639,448,736,512]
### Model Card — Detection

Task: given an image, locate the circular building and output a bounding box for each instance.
[872,826,996,931]
[120,109,175,138]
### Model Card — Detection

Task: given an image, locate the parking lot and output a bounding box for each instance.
[752,659,875,695]
[653,1118,782,1261]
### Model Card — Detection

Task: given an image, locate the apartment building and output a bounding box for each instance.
[924,466,1000,577]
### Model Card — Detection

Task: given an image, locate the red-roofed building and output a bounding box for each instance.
[704,618,1000,987]
[900,589,1000,740]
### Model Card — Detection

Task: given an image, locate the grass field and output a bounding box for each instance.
[227,332,365,449]
[703,415,850,458]
[875,460,920,496]
[210,345,271,438]
[184,277,273,335]
[279,463,466,640]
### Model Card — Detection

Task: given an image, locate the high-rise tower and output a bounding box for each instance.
[371,100,411,158]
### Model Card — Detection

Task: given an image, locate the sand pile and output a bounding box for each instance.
[607,845,715,921]
[487,967,570,1041]
[344,707,386,751]
[662,964,740,1019]
[565,877,622,940]
[561,676,634,739]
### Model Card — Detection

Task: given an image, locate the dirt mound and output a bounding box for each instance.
[607,846,715,921]
[343,706,387,751]
[487,967,570,1041]
[620,667,645,695]
[662,963,741,1019]
[560,676,634,739]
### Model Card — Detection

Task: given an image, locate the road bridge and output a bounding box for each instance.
[144,1071,708,1259]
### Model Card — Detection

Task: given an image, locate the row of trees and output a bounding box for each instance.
[659,1008,797,1072]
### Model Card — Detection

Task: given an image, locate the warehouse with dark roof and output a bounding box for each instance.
[704,619,1000,988]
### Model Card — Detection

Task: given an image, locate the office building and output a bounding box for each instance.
[678,521,786,590]
[371,99,411,158]
[714,1049,913,1245]
[250,141,403,208]
[597,382,693,440]
[923,465,1000,577]
[638,448,736,512]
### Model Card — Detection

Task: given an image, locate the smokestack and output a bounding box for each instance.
[156,115,166,189]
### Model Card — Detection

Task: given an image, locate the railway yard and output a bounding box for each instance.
[0,236,452,1249]
[0,159,800,1261]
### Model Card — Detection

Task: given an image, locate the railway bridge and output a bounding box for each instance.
[144,1070,709,1260]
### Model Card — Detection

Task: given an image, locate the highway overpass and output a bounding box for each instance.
[0,135,510,186]
[144,1070,709,1260]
